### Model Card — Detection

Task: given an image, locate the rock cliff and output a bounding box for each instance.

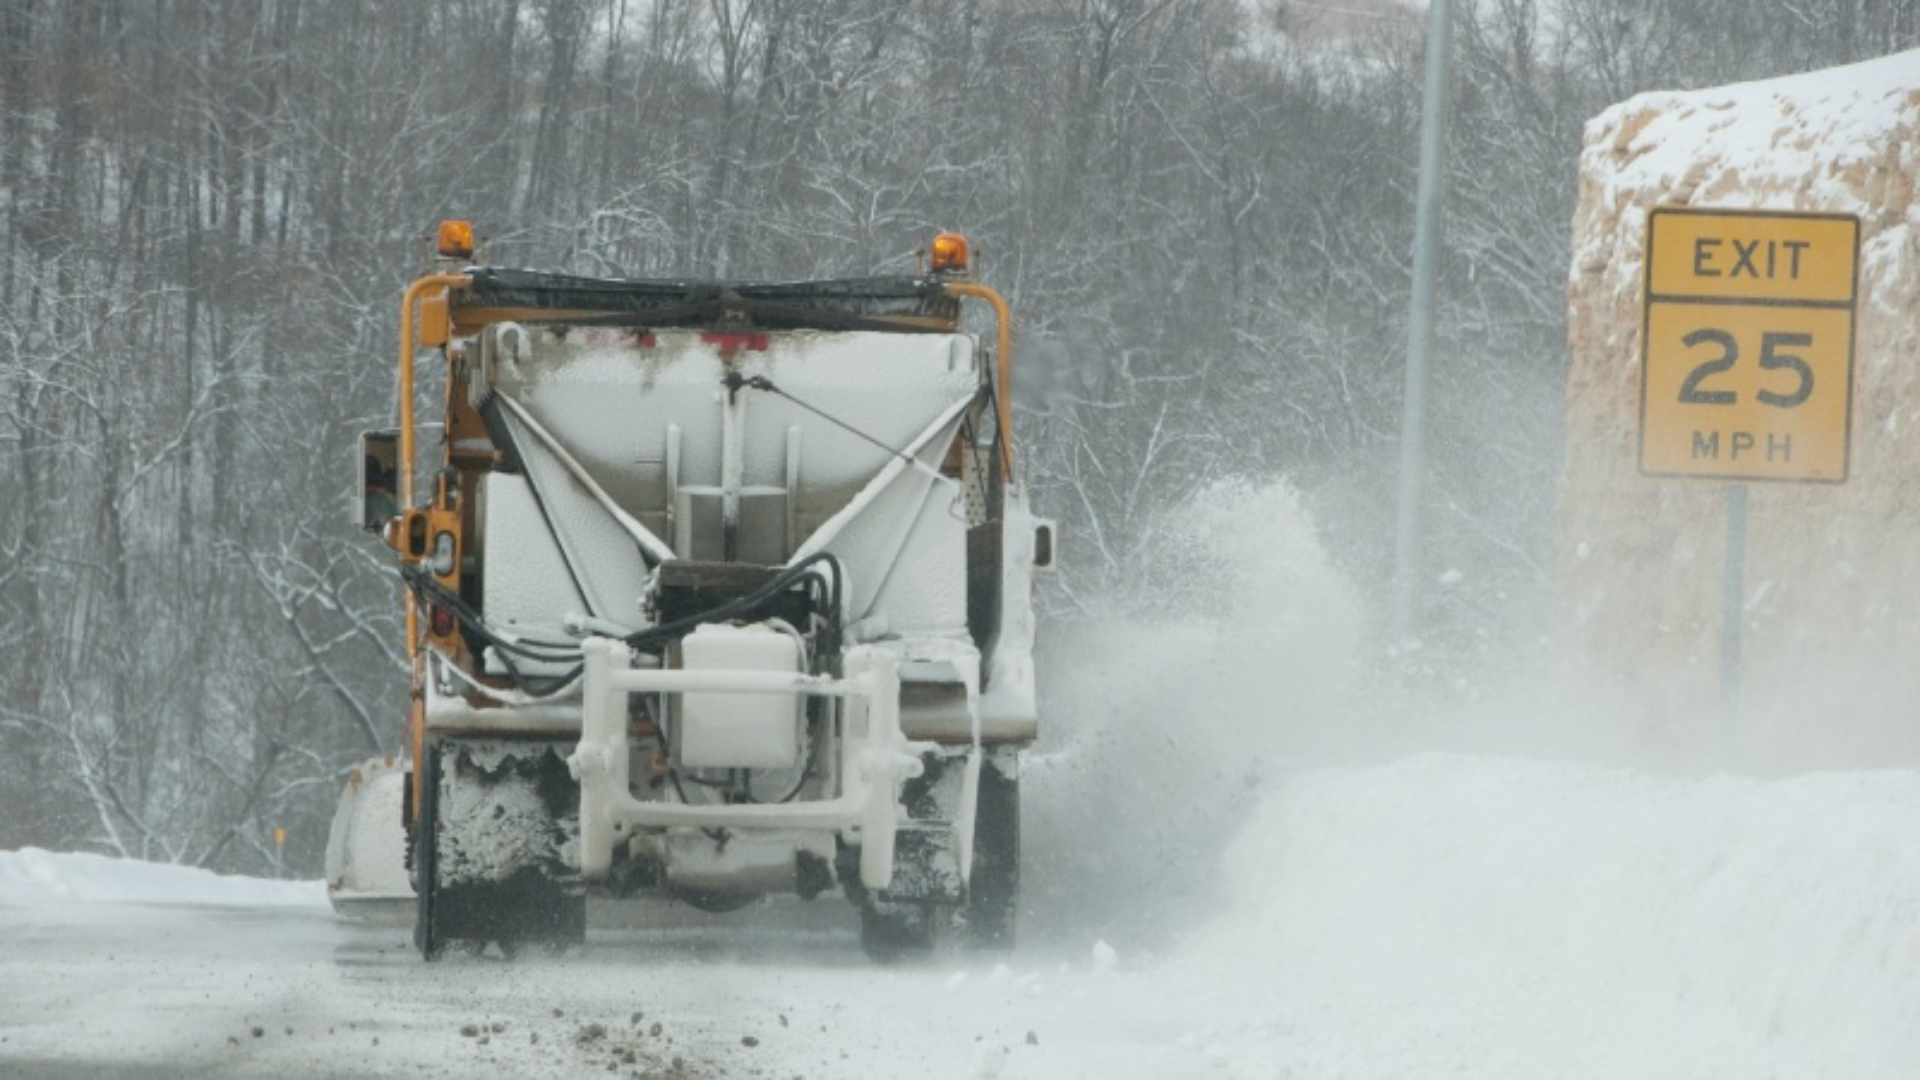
[1561,51,1920,765]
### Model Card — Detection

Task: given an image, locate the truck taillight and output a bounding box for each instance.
[429,604,455,638]
[701,331,769,352]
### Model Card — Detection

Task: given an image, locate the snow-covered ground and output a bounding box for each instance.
[5,481,1917,1078]
[5,752,1918,1078]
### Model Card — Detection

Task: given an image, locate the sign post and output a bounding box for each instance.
[1718,483,1746,732]
[1640,208,1859,736]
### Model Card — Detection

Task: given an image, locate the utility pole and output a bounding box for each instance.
[1390,0,1454,651]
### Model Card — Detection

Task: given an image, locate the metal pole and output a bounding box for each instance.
[1720,484,1747,743]
[1391,0,1455,650]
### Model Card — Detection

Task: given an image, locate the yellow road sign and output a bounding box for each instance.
[1640,208,1859,483]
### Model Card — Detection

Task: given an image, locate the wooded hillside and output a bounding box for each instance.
[2,0,1911,871]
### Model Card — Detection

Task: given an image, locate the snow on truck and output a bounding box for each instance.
[325,222,1053,960]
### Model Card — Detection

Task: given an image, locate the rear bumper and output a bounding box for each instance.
[567,638,934,892]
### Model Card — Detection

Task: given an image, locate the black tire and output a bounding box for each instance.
[957,751,1019,950]
[411,744,445,960]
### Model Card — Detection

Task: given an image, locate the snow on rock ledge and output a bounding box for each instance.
[1559,51,1920,766]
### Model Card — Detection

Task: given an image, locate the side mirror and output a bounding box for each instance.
[356,430,401,533]
[1032,519,1058,575]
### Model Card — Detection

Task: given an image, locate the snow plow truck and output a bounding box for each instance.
[326,223,1051,960]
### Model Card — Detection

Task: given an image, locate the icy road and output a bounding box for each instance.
[0,851,1201,1079]
[5,752,1920,1079]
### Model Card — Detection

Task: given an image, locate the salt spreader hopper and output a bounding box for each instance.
[328,224,1052,960]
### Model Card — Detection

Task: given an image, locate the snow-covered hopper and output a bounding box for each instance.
[335,225,1050,959]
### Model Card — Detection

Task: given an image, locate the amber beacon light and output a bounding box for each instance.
[930,232,969,274]
[436,219,475,259]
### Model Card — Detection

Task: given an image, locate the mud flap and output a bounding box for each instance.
[874,750,974,905]
[851,746,1020,959]
[414,739,585,958]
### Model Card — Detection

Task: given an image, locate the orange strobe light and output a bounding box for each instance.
[931,232,969,274]
[437,219,475,259]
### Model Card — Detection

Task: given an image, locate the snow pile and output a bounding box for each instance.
[1173,754,1920,1076]
[0,847,324,909]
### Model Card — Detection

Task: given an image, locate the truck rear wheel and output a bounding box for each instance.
[956,750,1019,950]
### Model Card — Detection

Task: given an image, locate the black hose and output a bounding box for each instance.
[400,566,582,663]
[403,551,846,698]
[622,552,844,654]
[400,566,587,696]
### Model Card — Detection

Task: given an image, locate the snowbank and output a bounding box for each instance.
[1174,754,1920,1077]
[0,847,325,909]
